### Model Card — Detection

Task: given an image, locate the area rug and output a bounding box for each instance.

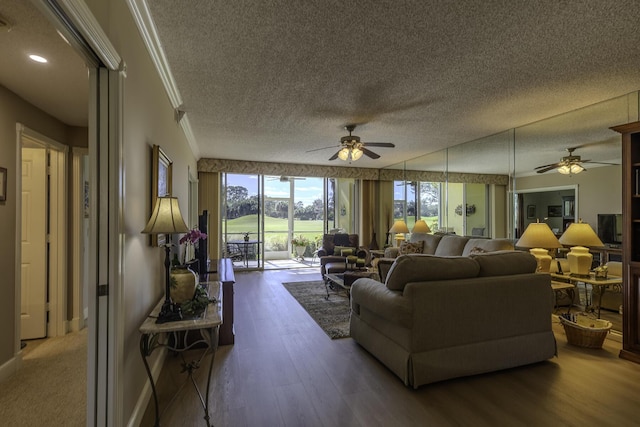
[282,280,351,339]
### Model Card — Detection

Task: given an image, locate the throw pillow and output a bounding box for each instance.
[469,246,487,254]
[334,246,354,256]
[399,240,424,255]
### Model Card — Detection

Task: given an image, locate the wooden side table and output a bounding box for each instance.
[139,281,222,427]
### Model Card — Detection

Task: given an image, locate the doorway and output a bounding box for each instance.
[18,126,68,340]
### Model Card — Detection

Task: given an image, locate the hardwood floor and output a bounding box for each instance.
[141,268,640,426]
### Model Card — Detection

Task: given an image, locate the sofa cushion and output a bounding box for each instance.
[385,254,480,291]
[461,238,514,256]
[410,233,442,254]
[399,240,425,255]
[434,235,470,256]
[470,250,537,277]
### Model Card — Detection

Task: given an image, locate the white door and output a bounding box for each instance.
[21,147,47,339]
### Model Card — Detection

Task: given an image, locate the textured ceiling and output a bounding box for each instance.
[2,1,640,174]
[145,0,640,170]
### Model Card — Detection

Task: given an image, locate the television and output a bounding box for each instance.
[597,214,622,245]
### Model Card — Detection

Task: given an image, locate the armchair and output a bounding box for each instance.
[318,233,370,276]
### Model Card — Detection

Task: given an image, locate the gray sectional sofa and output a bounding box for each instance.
[350,251,557,388]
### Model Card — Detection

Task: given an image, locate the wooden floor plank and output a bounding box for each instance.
[141,268,640,426]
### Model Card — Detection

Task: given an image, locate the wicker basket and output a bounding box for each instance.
[559,314,612,348]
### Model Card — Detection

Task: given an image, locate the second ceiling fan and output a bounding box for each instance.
[534,147,618,174]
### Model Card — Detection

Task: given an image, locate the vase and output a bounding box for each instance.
[170,266,198,305]
[295,245,306,258]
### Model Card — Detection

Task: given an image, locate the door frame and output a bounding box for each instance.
[514,184,579,238]
[16,124,68,339]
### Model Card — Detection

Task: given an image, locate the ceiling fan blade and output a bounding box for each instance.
[329,151,340,161]
[583,160,619,165]
[362,147,380,159]
[306,145,339,153]
[534,162,562,170]
[536,165,559,174]
[363,142,395,148]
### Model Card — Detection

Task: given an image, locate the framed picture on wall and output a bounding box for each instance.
[527,205,536,219]
[0,167,6,202]
[548,205,562,217]
[151,145,172,246]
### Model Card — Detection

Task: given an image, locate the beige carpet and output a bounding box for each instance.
[0,329,87,427]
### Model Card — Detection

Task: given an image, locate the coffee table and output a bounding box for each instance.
[324,270,378,300]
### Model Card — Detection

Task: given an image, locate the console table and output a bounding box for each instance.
[139,281,222,427]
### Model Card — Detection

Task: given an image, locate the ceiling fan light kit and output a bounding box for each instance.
[308,124,395,162]
[338,145,364,161]
[557,163,585,175]
[535,147,618,175]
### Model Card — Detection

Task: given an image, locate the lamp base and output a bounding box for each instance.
[529,248,552,272]
[567,246,593,277]
[156,300,183,324]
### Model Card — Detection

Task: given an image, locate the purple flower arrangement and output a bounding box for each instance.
[179,228,207,246]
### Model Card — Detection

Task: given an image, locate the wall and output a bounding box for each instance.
[0,84,72,379]
[516,165,622,231]
[465,183,486,235]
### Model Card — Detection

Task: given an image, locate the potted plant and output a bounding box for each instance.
[291,234,310,258]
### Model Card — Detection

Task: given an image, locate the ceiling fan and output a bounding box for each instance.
[307,124,395,162]
[534,147,619,174]
[268,176,306,182]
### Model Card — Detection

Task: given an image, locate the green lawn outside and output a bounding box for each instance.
[224,214,440,253]
[225,215,324,253]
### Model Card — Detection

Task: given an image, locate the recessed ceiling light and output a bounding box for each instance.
[29,54,48,63]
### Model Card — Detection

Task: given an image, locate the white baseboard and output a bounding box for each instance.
[0,352,22,384]
[126,347,167,427]
[69,317,84,332]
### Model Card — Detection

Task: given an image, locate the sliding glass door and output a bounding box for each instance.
[222,173,358,268]
[222,173,262,269]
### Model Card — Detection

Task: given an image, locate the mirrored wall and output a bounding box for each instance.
[383,91,639,334]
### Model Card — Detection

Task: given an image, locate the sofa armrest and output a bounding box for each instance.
[320,255,346,266]
[317,247,329,257]
[351,279,412,328]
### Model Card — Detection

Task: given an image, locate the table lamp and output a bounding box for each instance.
[412,219,431,234]
[389,219,410,247]
[558,219,604,277]
[515,220,562,272]
[142,196,190,323]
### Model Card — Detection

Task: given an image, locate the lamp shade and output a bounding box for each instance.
[558,220,603,247]
[142,196,189,235]
[558,220,603,276]
[516,221,561,249]
[389,219,410,234]
[412,219,431,234]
